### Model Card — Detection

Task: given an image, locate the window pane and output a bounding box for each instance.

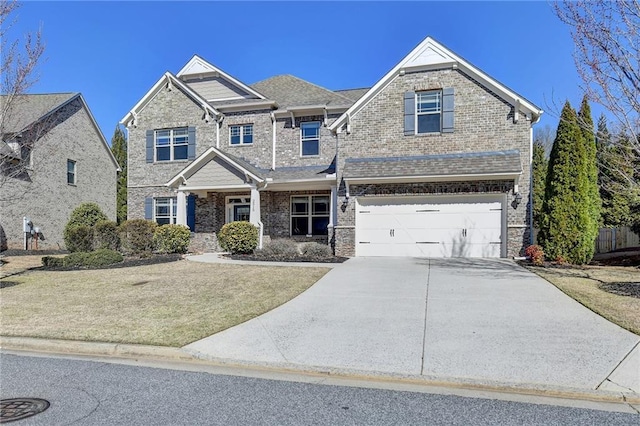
[156,205,169,216]
[312,196,329,214]
[230,135,240,145]
[291,197,309,214]
[174,145,188,160]
[67,160,75,173]
[156,218,171,225]
[234,205,250,222]
[156,130,170,145]
[417,92,441,113]
[292,217,309,235]
[417,114,441,133]
[302,140,319,156]
[173,128,188,141]
[301,122,319,139]
[311,217,329,235]
[156,146,171,161]
[243,125,253,136]
[67,172,74,185]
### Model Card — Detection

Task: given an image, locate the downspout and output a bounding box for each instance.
[216,115,222,148]
[270,112,276,170]
[529,125,534,245]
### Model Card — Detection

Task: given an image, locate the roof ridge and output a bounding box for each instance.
[252,74,354,104]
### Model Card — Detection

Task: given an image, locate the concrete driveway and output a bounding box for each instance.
[185,257,639,392]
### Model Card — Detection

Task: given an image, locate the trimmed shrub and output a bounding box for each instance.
[120,219,157,255]
[94,220,120,251]
[218,221,258,254]
[300,242,333,259]
[524,245,544,266]
[66,202,109,228]
[154,224,191,254]
[64,225,94,253]
[255,239,299,259]
[42,256,64,267]
[63,249,123,268]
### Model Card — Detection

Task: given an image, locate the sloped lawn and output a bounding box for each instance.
[530,265,640,335]
[0,259,329,346]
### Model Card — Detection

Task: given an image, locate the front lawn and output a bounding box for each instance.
[529,265,640,335]
[0,259,329,346]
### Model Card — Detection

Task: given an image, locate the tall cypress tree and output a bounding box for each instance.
[577,96,600,261]
[540,101,592,264]
[110,126,128,224]
[531,140,547,230]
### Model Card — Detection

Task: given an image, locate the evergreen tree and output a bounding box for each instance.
[577,96,600,260]
[531,140,547,230]
[110,126,127,224]
[540,101,592,264]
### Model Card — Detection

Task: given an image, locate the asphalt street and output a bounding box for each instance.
[1,353,638,425]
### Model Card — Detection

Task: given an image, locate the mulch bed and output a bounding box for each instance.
[598,282,640,299]
[225,254,348,263]
[590,254,640,267]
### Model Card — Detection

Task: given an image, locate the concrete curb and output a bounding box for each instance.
[2,336,639,406]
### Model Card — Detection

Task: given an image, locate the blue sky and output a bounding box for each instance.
[9,1,589,141]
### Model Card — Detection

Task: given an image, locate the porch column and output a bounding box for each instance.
[249,183,264,249]
[176,189,188,226]
[329,185,337,228]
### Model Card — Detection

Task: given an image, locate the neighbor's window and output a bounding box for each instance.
[154,197,177,225]
[67,159,76,185]
[291,195,329,236]
[300,122,320,156]
[229,124,253,145]
[416,91,442,133]
[155,127,188,161]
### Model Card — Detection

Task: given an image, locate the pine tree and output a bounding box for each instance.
[110,126,127,224]
[540,101,592,264]
[531,140,547,230]
[577,96,600,261]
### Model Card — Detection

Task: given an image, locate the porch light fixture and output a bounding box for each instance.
[512,192,523,208]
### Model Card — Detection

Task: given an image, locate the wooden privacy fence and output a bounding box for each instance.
[595,227,640,254]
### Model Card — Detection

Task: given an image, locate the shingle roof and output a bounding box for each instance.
[334,88,369,102]
[343,150,522,179]
[0,93,77,135]
[251,75,354,109]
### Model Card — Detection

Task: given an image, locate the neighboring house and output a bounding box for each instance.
[0,93,119,250]
[121,37,542,258]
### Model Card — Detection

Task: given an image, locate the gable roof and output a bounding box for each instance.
[120,72,220,127]
[329,37,543,132]
[1,93,120,171]
[334,88,369,102]
[251,75,354,110]
[177,55,266,100]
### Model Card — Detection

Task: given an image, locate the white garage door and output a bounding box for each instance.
[355,196,504,258]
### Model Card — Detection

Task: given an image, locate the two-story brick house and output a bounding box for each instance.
[122,37,542,258]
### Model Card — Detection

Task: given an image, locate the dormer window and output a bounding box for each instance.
[229,124,253,145]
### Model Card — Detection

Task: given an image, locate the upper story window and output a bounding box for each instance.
[416,91,441,134]
[301,122,320,156]
[155,127,188,161]
[230,124,253,145]
[67,159,76,185]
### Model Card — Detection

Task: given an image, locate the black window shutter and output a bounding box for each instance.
[146,130,154,163]
[188,127,196,160]
[144,197,153,220]
[187,195,196,232]
[404,91,415,136]
[442,88,454,133]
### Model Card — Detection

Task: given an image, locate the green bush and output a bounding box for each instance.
[63,203,109,252]
[218,221,258,254]
[94,220,120,251]
[64,225,94,253]
[300,242,333,259]
[154,224,191,254]
[255,239,299,259]
[42,256,64,267]
[63,249,123,268]
[120,219,157,255]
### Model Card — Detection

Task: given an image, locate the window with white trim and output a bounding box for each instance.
[225,197,251,223]
[416,91,442,133]
[300,122,320,156]
[291,195,329,236]
[154,197,177,225]
[67,159,76,185]
[155,128,188,161]
[229,124,253,145]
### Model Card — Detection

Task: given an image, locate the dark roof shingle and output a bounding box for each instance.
[251,75,353,109]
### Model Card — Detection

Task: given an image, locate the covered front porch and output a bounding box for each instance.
[166,147,338,251]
